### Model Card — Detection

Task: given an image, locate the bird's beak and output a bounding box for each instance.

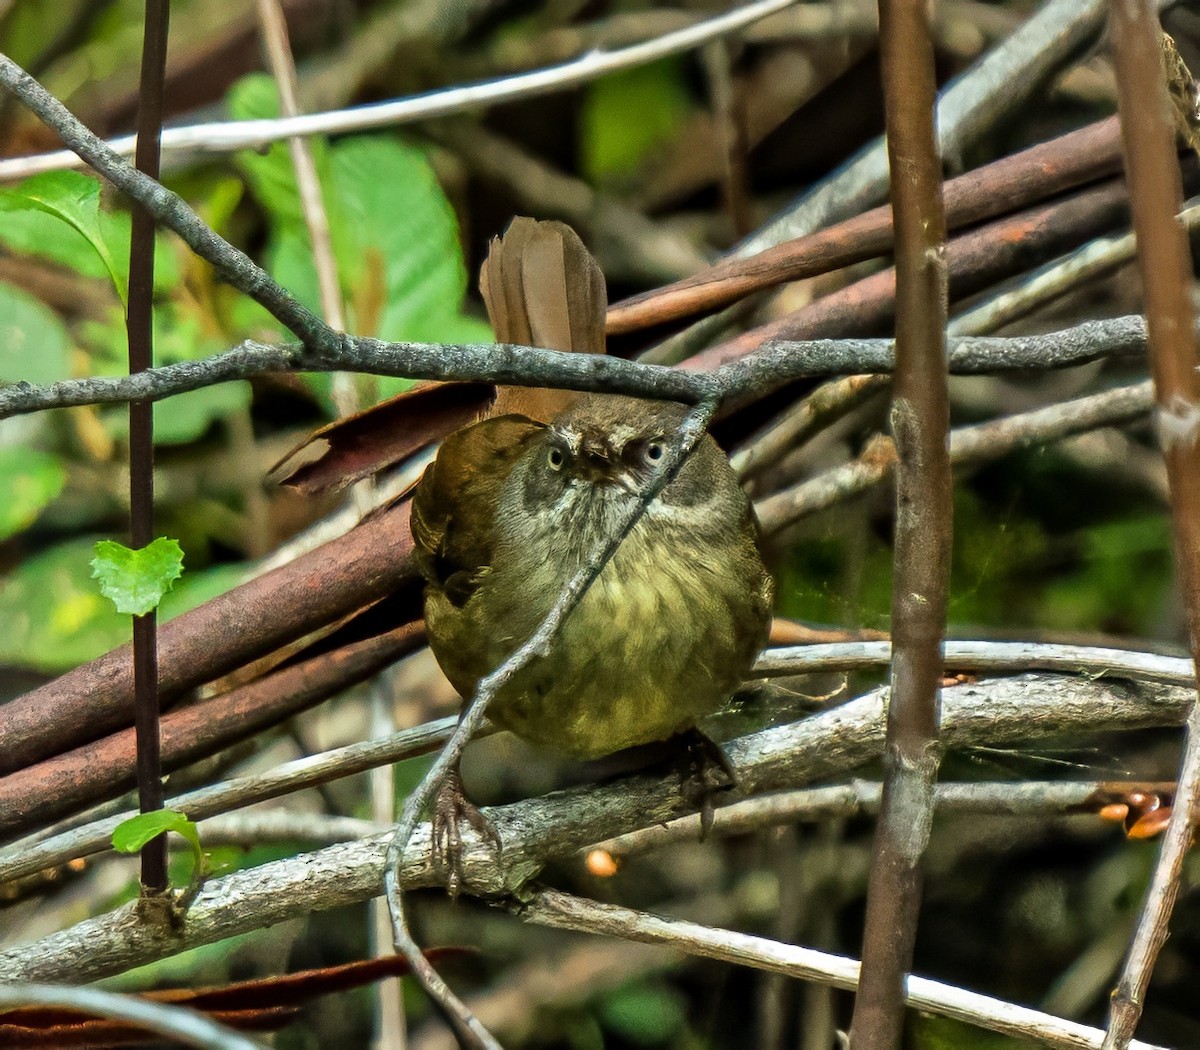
[576,436,615,482]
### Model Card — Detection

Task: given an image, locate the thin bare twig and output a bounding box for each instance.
[254,0,367,441]
[755,639,1195,687]
[755,380,1155,533]
[519,891,1170,1050]
[589,779,1177,858]
[0,317,1150,421]
[254,0,345,335]
[0,0,800,182]
[126,0,170,895]
[949,199,1200,338]
[1103,4,1200,1047]
[2,636,1191,887]
[0,716,468,886]
[3,673,1195,985]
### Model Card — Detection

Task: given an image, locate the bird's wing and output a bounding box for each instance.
[411,413,546,606]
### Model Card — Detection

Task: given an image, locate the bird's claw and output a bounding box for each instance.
[677,728,737,838]
[432,768,502,898]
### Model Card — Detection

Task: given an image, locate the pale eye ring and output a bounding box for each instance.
[547,447,565,470]
[644,441,665,464]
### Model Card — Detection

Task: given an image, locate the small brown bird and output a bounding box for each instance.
[411,218,772,833]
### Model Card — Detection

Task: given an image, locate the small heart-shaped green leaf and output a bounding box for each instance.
[91,537,185,616]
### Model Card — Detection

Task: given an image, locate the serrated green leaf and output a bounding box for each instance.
[0,281,73,385]
[0,171,128,304]
[91,537,185,616]
[112,809,201,855]
[228,75,490,399]
[0,447,67,540]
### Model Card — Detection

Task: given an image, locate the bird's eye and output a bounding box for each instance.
[643,441,666,464]
[547,447,565,470]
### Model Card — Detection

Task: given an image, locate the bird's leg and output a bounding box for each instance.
[431,761,501,899]
[675,727,738,838]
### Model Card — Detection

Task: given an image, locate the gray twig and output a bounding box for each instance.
[2,672,1192,985]
[0,317,1149,421]
[519,890,1170,1050]
[3,638,1191,890]
[755,380,1156,533]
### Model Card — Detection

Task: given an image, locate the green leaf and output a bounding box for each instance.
[91,537,185,616]
[0,281,73,385]
[0,541,244,671]
[598,982,687,1046]
[229,74,332,229]
[0,171,128,304]
[228,75,490,406]
[332,136,475,342]
[112,809,201,857]
[581,59,691,183]
[0,447,67,540]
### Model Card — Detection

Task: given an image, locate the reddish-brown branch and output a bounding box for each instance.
[0,622,427,840]
[690,175,1132,373]
[1103,4,1200,1047]
[606,115,1124,336]
[0,501,418,778]
[849,0,950,1045]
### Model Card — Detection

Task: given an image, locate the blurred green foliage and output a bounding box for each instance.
[911,1014,1041,1049]
[229,74,492,406]
[776,466,1173,639]
[581,59,692,185]
[598,980,689,1046]
[0,73,490,674]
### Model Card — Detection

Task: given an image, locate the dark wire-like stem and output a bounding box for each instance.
[1103,4,1200,1047]
[849,0,950,1046]
[127,0,170,896]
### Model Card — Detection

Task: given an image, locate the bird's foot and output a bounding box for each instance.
[676,728,737,838]
[432,766,502,899]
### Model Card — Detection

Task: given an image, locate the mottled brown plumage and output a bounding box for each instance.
[411,217,772,761]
